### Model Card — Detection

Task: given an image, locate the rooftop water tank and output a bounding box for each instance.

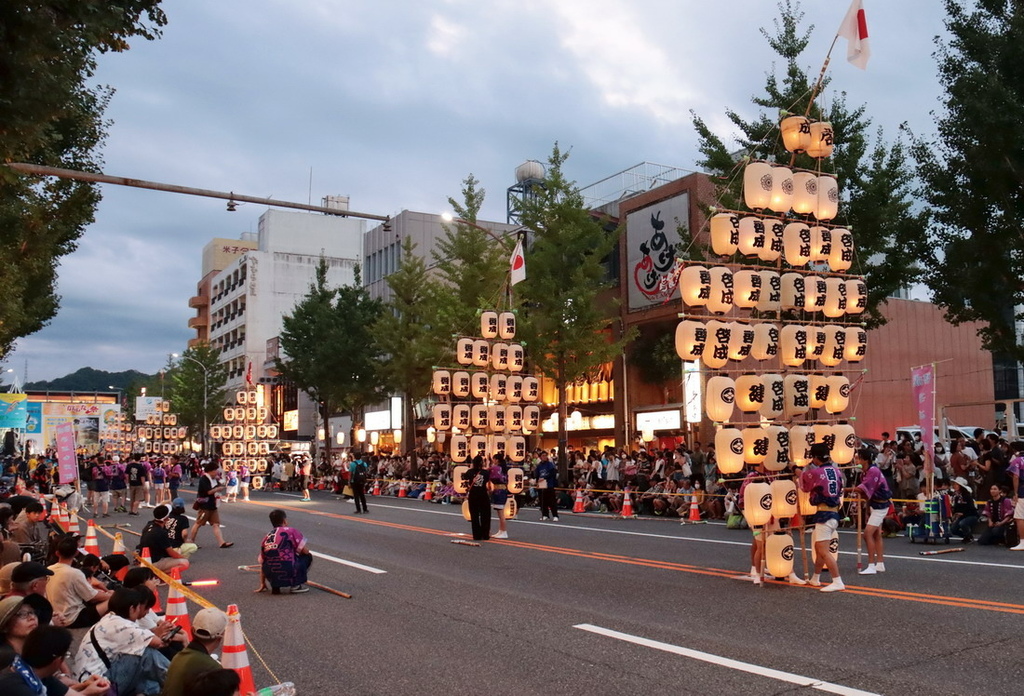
[515,160,545,184]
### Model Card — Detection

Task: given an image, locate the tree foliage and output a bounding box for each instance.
[690,0,926,328]
[516,144,633,480]
[0,1,168,360]
[171,343,228,452]
[911,0,1024,359]
[275,258,385,459]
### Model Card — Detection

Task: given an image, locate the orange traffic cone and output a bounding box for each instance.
[55,504,69,533]
[371,479,381,496]
[686,497,705,524]
[398,479,408,498]
[621,489,635,519]
[84,520,101,557]
[164,568,192,641]
[423,481,433,502]
[573,488,586,513]
[112,533,126,555]
[222,604,258,696]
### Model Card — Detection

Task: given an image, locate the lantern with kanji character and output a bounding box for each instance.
[710,214,740,256]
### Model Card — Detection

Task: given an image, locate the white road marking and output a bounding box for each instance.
[574,624,881,696]
[310,550,387,574]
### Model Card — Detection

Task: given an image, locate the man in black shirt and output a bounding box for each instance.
[125,457,148,516]
[138,506,190,574]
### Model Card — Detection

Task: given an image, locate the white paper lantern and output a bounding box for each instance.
[715,427,745,474]
[822,277,849,318]
[710,214,740,256]
[489,374,508,402]
[803,275,827,313]
[508,437,526,462]
[820,325,847,367]
[766,532,795,578]
[472,340,490,367]
[829,229,854,272]
[791,172,818,215]
[480,311,499,339]
[452,371,471,398]
[756,271,782,313]
[780,324,809,367]
[809,226,832,263]
[734,374,763,413]
[679,265,711,306]
[453,404,471,431]
[706,267,734,314]
[760,374,785,419]
[461,499,472,520]
[806,121,835,159]
[789,425,812,467]
[457,338,475,365]
[471,372,490,399]
[727,322,755,361]
[771,479,798,518]
[808,374,830,410]
[508,344,525,372]
[675,320,707,361]
[770,166,794,213]
[780,272,806,310]
[733,271,762,309]
[504,375,522,403]
[750,323,780,361]
[705,376,736,422]
[783,374,810,418]
[832,424,858,464]
[522,377,540,402]
[488,406,507,432]
[523,406,540,431]
[432,403,452,431]
[743,427,768,464]
[737,216,766,257]
[469,434,487,458]
[760,219,784,262]
[846,279,867,315]
[469,404,487,430]
[491,342,510,370]
[806,326,827,361]
[498,311,516,340]
[765,425,790,472]
[451,438,469,464]
[825,375,851,414]
[844,326,867,362]
[432,370,452,395]
[503,495,518,520]
[743,481,773,526]
[815,175,839,221]
[506,405,523,431]
[812,423,833,451]
[797,485,817,514]
[743,161,773,209]
[702,320,730,369]
[781,115,811,153]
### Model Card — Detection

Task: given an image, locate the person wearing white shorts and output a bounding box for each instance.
[1008,442,1024,551]
[800,444,846,592]
[854,448,892,575]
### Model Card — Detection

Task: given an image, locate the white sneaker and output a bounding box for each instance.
[787,573,806,585]
[820,581,846,593]
[493,531,508,539]
[875,563,886,572]
[807,577,822,588]
[752,574,762,585]
[540,516,549,521]
[858,566,877,575]
[552,517,560,522]
[1011,543,1024,551]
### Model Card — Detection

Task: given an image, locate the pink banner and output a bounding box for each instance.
[911,364,936,473]
[55,421,79,484]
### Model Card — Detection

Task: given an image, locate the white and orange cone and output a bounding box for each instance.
[573,488,586,513]
[222,603,258,696]
[112,533,127,556]
[621,489,635,519]
[164,568,192,641]
[84,520,101,557]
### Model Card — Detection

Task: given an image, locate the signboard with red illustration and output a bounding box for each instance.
[625,193,689,309]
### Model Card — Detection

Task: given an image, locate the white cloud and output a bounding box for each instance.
[426,14,468,57]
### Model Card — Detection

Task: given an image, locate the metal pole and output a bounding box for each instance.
[202,369,208,456]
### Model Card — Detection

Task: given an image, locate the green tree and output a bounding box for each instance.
[690,0,926,328]
[172,343,228,454]
[373,236,442,468]
[516,144,633,481]
[0,1,167,359]
[275,257,385,461]
[911,0,1024,359]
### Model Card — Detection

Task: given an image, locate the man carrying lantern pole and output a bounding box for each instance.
[800,443,846,592]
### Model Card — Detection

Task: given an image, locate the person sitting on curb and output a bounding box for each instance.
[138,505,190,574]
[257,509,312,594]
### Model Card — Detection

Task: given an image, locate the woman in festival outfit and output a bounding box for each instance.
[489,454,510,540]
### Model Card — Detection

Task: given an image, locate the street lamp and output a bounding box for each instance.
[172,352,209,455]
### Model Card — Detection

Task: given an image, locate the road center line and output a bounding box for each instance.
[574,624,881,696]
[310,550,387,574]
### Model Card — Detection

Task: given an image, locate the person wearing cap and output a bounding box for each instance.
[0,595,38,655]
[949,476,979,543]
[139,506,190,574]
[0,625,111,696]
[160,607,229,696]
[187,462,233,549]
[853,447,893,575]
[46,536,111,629]
[258,509,311,594]
[800,443,846,592]
[7,562,57,625]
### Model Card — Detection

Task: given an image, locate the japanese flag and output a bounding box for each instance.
[837,0,870,70]
[509,238,526,286]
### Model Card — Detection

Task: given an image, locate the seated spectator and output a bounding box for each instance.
[166,499,198,559]
[0,596,38,655]
[258,509,311,594]
[978,484,1015,546]
[0,508,22,566]
[160,607,229,696]
[0,625,111,696]
[101,554,132,584]
[0,561,19,595]
[9,502,48,562]
[74,587,170,694]
[46,537,111,629]
[138,506,190,574]
[6,562,56,625]
[949,477,979,542]
[184,667,241,696]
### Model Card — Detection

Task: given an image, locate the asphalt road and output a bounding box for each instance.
[100,489,1024,696]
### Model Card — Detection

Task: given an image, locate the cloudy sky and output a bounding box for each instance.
[5,0,949,383]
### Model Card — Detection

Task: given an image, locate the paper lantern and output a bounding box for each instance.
[675,320,708,361]
[506,406,523,431]
[506,467,525,494]
[453,404,471,431]
[815,175,839,221]
[702,320,730,369]
[825,375,851,414]
[803,275,827,313]
[780,272,806,310]
[806,326,827,361]
[766,532,795,578]
[471,372,489,399]
[760,374,785,419]
[771,479,798,518]
[808,374,830,410]
[488,405,507,432]
[764,425,790,471]
[508,437,526,462]
[734,374,762,413]
[780,324,809,367]
[781,115,811,152]
[820,325,846,367]
[223,408,235,422]
[503,495,519,520]
[522,377,540,402]
[844,326,867,362]
[491,343,510,370]
[499,311,516,340]
[232,425,244,439]
[727,322,755,361]
[489,435,506,457]
[710,214,740,256]
[469,435,487,458]
[783,374,810,418]
[760,219,784,262]
[471,405,489,430]
[770,166,794,213]
[806,121,834,159]
[472,340,490,367]
[457,338,475,365]
[244,424,257,440]
[480,311,499,339]
[822,277,848,318]
[523,406,540,431]
[506,375,523,402]
[743,161,773,209]
[453,463,469,491]
[829,229,854,272]
[450,371,470,398]
[743,427,768,464]
[846,279,867,315]
[705,376,736,422]
[509,344,525,371]
[706,267,734,314]
[489,373,508,402]
[733,271,762,308]
[679,265,712,306]
[755,271,781,313]
[432,370,452,395]
[797,485,817,514]
[791,172,818,214]
[812,424,833,452]
[750,323,779,361]
[742,481,773,526]
[369,431,379,445]
[832,423,858,464]
[460,499,471,521]
[809,226,832,263]
[789,425,812,467]
[737,216,766,257]
[715,427,745,474]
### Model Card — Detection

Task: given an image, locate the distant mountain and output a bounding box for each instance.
[24,367,155,392]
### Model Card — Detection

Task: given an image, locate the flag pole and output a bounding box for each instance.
[804,36,839,118]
